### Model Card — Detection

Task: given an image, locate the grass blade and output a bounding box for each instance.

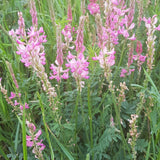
[46,124,74,160]
[22,106,27,160]
[37,92,55,160]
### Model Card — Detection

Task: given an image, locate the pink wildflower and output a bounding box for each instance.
[128,69,135,75]
[20,103,29,110]
[50,25,69,82]
[133,42,146,73]
[9,92,16,99]
[136,41,142,54]
[88,3,100,15]
[66,52,89,91]
[30,0,38,27]
[14,100,19,106]
[67,1,72,22]
[75,16,86,54]
[120,69,127,77]
[111,0,119,5]
[9,1,57,105]
[128,33,136,41]
[49,61,69,82]
[26,121,45,159]
[93,48,115,68]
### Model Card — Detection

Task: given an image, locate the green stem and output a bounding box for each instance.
[74,90,80,154]
[37,92,55,160]
[111,92,131,158]
[87,84,93,151]
[79,92,89,144]
[22,105,27,160]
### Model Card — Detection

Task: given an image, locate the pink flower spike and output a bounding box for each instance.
[128,69,135,75]
[61,73,69,79]
[156,25,160,31]
[67,51,75,59]
[39,144,46,151]
[25,103,29,109]
[128,33,136,41]
[136,41,142,54]
[35,130,42,139]
[9,29,15,36]
[26,140,34,147]
[111,0,119,5]
[20,105,23,110]
[88,3,100,15]
[36,140,46,151]
[132,55,138,60]
[128,23,135,30]
[120,69,127,77]
[9,92,16,99]
[26,121,36,131]
[20,103,29,110]
[139,55,146,62]
[14,100,19,106]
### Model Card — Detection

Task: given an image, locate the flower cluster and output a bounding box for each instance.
[0,77,45,159]
[0,79,29,113]
[133,41,146,73]
[143,15,160,75]
[88,1,100,15]
[49,61,69,82]
[9,0,57,106]
[104,0,136,44]
[128,114,139,160]
[117,82,128,104]
[93,48,115,68]
[26,121,45,160]
[75,16,86,54]
[65,15,89,91]
[50,25,69,82]
[66,52,89,91]
[120,68,135,77]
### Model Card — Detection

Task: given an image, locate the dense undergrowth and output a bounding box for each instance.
[1,0,160,160]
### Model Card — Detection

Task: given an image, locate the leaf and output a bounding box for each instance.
[85,153,90,160]
[145,142,151,160]
[46,124,74,160]
[22,105,27,160]
[136,139,148,152]
[143,68,159,96]
[14,122,20,152]
[0,146,9,160]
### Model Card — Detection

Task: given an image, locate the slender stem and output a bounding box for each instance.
[74,90,80,154]
[79,92,89,144]
[22,105,27,160]
[88,83,93,151]
[37,92,55,160]
[111,92,131,157]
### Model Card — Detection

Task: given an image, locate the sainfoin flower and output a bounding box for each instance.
[9,92,16,99]
[49,61,69,82]
[9,0,57,106]
[66,52,89,91]
[88,2,100,15]
[26,121,45,159]
[50,25,69,82]
[93,48,116,68]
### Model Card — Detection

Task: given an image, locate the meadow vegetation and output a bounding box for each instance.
[0,0,160,159]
